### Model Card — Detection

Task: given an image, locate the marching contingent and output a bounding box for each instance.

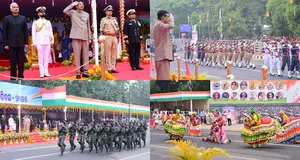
[57,120,148,156]
[183,38,300,79]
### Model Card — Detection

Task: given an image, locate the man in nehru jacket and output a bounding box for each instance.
[3,2,28,80]
[63,0,91,79]
[123,9,143,71]
[100,5,120,74]
[32,6,53,78]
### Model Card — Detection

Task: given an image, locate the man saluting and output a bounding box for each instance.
[63,0,91,79]
[123,9,143,71]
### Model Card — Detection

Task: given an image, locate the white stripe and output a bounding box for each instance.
[14,145,56,152]
[151,145,260,160]
[151,133,300,148]
[42,92,66,100]
[150,94,210,100]
[119,152,150,160]
[66,99,149,111]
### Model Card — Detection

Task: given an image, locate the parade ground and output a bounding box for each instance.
[150,127,300,160]
[151,51,293,80]
[0,133,150,160]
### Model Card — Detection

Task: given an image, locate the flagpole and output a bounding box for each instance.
[219,8,223,40]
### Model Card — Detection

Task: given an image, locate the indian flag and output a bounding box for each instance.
[42,85,66,106]
[150,91,211,102]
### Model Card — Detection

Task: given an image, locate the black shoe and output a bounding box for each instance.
[136,66,144,70]
[82,73,89,78]
[76,74,81,79]
[10,78,16,80]
[270,73,275,76]
[112,70,119,73]
[108,70,112,74]
[132,68,136,70]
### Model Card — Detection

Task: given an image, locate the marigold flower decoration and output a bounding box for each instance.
[88,65,116,80]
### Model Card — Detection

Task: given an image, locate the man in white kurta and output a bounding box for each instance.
[8,115,15,131]
[32,6,53,78]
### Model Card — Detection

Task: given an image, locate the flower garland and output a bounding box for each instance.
[120,0,126,51]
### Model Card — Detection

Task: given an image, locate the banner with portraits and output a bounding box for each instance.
[210,80,287,104]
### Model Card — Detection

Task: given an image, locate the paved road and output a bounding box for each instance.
[0,138,150,160]
[150,51,295,80]
[150,129,300,160]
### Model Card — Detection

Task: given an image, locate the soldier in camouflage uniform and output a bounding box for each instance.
[58,122,68,156]
[68,122,76,152]
[76,122,87,153]
[141,121,148,147]
[126,123,133,150]
[87,122,97,153]
[95,123,104,153]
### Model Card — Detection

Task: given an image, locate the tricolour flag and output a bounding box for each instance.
[42,85,66,106]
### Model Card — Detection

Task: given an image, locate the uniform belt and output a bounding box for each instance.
[104,33,117,37]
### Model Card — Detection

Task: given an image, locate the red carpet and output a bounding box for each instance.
[0,62,149,80]
[30,132,46,143]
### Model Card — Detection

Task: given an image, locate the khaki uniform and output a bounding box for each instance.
[100,17,120,71]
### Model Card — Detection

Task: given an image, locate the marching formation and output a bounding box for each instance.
[184,41,256,69]
[184,39,300,79]
[57,120,148,156]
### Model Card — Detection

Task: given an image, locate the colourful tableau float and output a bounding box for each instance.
[163,109,187,140]
[187,112,201,137]
[241,108,281,148]
[276,110,300,144]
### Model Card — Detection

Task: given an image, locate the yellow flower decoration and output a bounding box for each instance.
[88,69,94,75]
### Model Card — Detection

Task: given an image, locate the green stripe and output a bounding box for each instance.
[65,102,149,113]
[150,96,211,102]
[210,98,287,104]
[42,99,66,106]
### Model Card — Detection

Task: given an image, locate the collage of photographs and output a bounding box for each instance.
[0,0,299,160]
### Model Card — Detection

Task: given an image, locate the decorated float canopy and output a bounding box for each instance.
[0,82,149,115]
[0,0,150,24]
[150,91,211,102]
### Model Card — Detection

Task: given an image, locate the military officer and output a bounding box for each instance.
[124,9,143,70]
[32,6,53,78]
[100,5,120,74]
[58,122,68,156]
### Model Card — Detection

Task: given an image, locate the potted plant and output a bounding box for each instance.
[121,50,129,62]
[31,55,39,70]
[142,52,150,64]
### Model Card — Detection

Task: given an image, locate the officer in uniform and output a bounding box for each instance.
[58,122,68,156]
[281,41,291,77]
[289,42,300,79]
[123,9,143,70]
[68,122,76,152]
[100,5,120,74]
[95,123,104,153]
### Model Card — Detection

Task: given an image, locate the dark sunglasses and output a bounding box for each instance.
[107,10,113,12]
